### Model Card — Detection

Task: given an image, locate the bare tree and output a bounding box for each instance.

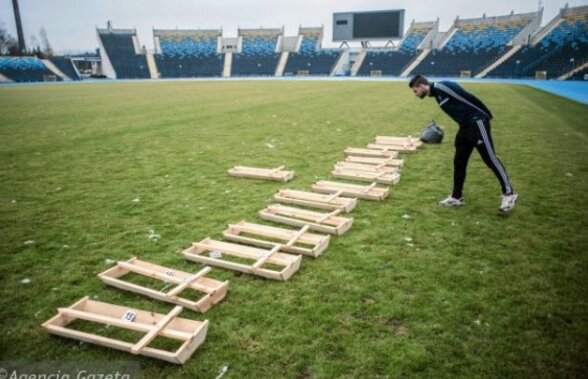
[39,27,53,57]
[0,22,17,55]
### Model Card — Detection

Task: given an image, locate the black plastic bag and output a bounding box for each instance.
[420,121,444,143]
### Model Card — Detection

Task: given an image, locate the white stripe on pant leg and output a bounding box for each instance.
[477,120,511,194]
[476,120,512,194]
[477,120,510,192]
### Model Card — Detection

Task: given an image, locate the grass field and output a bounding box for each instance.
[1,80,587,378]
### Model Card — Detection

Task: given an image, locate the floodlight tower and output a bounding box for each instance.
[12,0,27,52]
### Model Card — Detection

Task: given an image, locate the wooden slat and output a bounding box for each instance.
[98,260,228,313]
[222,221,329,258]
[259,204,353,236]
[251,243,282,269]
[131,306,184,354]
[332,168,400,185]
[344,148,398,158]
[366,143,418,154]
[344,156,404,168]
[228,166,294,182]
[334,162,399,174]
[183,239,302,281]
[43,298,208,364]
[166,267,212,298]
[311,180,389,201]
[274,189,356,212]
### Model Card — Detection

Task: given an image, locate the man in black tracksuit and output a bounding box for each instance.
[409,75,518,213]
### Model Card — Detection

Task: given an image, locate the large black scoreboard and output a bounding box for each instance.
[333,10,405,41]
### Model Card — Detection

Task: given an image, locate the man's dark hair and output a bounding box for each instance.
[409,75,429,88]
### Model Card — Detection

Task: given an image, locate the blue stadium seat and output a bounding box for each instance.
[283,31,340,76]
[155,31,224,78]
[488,14,588,79]
[413,19,530,77]
[232,31,281,76]
[0,57,62,82]
[50,57,81,80]
[98,30,151,79]
[357,25,432,76]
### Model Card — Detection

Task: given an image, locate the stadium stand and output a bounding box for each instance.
[411,12,535,77]
[49,56,81,80]
[283,27,340,76]
[97,27,151,79]
[231,28,282,76]
[0,57,61,82]
[356,21,435,77]
[487,6,588,79]
[154,29,224,78]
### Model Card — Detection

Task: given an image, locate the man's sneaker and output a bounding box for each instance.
[438,196,465,207]
[499,193,518,213]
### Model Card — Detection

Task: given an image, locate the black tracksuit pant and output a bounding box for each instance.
[452,118,513,199]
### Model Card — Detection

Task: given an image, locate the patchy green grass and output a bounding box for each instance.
[0,80,587,378]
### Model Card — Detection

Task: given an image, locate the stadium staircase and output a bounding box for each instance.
[559,60,588,80]
[476,45,522,78]
[49,57,80,80]
[0,73,12,82]
[42,59,70,80]
[401,49,431,77]
[223,52,232,77]
[145,52,159,79]
[350,51,367,76]
[357,22,435,77]
[275,52,289,76]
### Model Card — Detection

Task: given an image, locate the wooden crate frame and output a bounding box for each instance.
[344,148,399,159]
[334,162,400,174]
[98,258,228,313]
[228,165,294,182]
[375,135,423,147]
[345,156,404,168]
[42,297,208,364]
[366,143,418,154]
[223,221,330,258]
[332,167,401,185]
[258,204,353,236]
[182,238,302,281]
[312,180,389,201]
[274,189,357,212]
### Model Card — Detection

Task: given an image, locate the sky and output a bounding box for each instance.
[1,0,587,54]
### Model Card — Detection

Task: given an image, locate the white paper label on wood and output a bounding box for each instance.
[122,310,136,322]
[210,251,222,259]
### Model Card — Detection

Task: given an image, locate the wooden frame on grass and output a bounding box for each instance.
[98,257,228,313]
[366,143,419,154]
[42,297,208,364]
[331,167,401,185]
[375,135,423,147]
[334,162,400,174]
[344,148,399,159]
[258,204,353,236]
[311,180,389,201]
[227,165,294,182]
[344,155,404,168]
[274,189,357,212]
[182,239,302,281]
[222,221,330,258]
